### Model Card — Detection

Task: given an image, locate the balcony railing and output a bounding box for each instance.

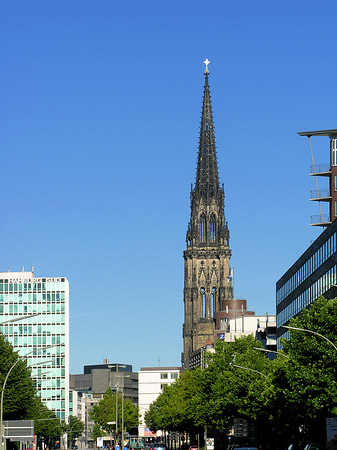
[310,214,331,226]
[310,163,331,175]
[310,189,331,200]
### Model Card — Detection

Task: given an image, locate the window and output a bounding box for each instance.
[211,287,216,314]
[160,373,168,379]
[171,373,178,379]
[201,287,206,318]
[210,213,216,241]
[200,214,206,242]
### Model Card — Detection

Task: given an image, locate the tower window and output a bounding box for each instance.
[200,214,206,242]
[201,287,206,318]
[211,287,216,314]
[210,213,216,241]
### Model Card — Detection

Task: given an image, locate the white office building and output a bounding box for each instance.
[138,367,181,437]
[0,270,69,420]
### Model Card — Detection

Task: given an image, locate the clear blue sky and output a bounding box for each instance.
[1,0,337,373]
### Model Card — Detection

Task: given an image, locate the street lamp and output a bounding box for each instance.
[253,347,290,358]
[282,325,337,351]
[0,313,40,325]
[114,374,131,447]
[121,375,131,447]
[0,343,64,450]
[230,363,268,378]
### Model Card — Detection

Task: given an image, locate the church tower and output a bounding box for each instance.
[182,61,233,368]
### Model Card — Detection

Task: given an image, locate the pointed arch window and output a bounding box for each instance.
[210,213,216,242]
[211,287,216,314]
[200,214,206,242]
[201,287,206,318]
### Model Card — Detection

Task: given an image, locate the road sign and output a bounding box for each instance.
[233,418,248,437]
[3,420,34,441]
[206,438,214,450]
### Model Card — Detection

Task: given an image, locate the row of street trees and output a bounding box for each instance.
[0,333,84,449]
[90,387,139,442]
[145,297,337,450]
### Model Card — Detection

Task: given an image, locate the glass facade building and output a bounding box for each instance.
[276,219,337,346]
[0,271,69,420]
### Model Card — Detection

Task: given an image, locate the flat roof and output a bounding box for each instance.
[298,129,337,137]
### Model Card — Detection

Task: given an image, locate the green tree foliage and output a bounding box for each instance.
[145,335,273,435]
[274,296,337,442]
[67,415,85,447]
[31,400,63,438]
[145,298,337,448]
[0,333,38,420]
[90,387,139,439]
[0,332,64,443]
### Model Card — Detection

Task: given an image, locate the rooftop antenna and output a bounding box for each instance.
[21,266,24,272]
[158,356,160,367]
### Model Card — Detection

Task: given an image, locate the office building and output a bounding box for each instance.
[70,360,138,405]
[70,360,138,445]
[138,367,181,438]
[276,129,337,345]
[0,270,69,420]
[276,217,337,345]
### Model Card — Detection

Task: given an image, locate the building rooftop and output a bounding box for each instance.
[298,129,337,137]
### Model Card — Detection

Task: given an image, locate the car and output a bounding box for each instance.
[234,447,258,450]
[152,444,167,450]
[189,446,199,450]
[304,444,322,450]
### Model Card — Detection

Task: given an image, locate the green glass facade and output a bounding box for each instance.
[0,272,69,420]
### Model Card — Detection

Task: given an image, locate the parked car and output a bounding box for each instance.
[304,444,322,450]
[152,444,167,450]
[234,447,258,450]
[189,446,199,450]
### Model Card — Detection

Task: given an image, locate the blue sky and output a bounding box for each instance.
[1,0,337,373]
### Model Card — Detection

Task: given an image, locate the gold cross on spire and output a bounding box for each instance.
[204,58,210,73]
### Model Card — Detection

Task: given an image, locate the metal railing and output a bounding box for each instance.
[310,163,331,175]
[310,214,331,225]
[310,189,331,199]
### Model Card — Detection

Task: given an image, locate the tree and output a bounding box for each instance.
[67,415,85,448]
[0,333,39,420]
[274,296,337,444]
[146,336,274,443]
[90,387,139,440]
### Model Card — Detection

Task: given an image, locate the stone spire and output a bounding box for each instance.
[195,64,220,199]
[182,62,233,369]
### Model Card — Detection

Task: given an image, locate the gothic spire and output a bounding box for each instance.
[195,60,220,199]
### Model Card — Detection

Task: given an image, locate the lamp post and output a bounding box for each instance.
[121,375,131,447]
[0,343,64,450]
[68,422,85,449]
[253,347,290,358]
[231,363,268,378]
[0,313,40,325]
[282,325,337,351]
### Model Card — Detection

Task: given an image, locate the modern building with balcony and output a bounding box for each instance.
[299,129,337,226]
[276,218,337,345]
[277,129,337,345]
[0,269,69,420]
